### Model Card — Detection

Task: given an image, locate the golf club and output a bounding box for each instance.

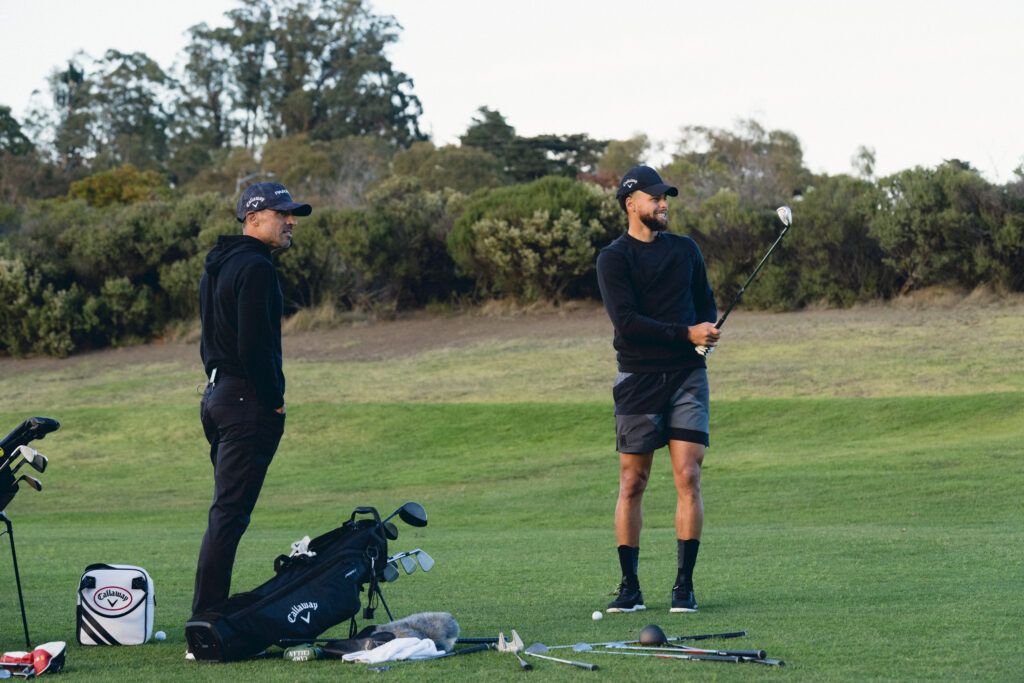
[15,476,41,492]
[575,642,767,659]
[9,446,47,476]
[551,630,748,650]
[523,643,598,670]
[383,501,428,528]
[578,648,742,663]
[696,205,793,356]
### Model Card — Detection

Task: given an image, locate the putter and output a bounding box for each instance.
[523,643,598,671]
[696,205,793,356]
[496,631,532,671]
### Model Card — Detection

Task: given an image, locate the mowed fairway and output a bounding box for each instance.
[0,298,1022,681]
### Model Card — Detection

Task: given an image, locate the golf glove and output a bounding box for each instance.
[289,536,316,558]
[695,344,714,357]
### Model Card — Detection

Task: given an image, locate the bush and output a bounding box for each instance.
[448,176,620,301]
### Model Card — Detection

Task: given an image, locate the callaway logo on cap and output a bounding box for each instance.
[616,166,679,199]
[236,182,313,222]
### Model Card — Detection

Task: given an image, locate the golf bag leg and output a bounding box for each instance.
[3,515,30,649]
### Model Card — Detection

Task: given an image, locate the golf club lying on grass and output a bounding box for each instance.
[523,643,598,671]
[575,642,768,659]
[550,629,748,649]
[696,205,793,357]
[496,630,531,671]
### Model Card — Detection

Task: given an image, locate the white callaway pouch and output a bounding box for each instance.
[77,564,154,645]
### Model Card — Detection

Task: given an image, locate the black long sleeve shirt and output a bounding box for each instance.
[199,235,285,409]
[596,231,717,372]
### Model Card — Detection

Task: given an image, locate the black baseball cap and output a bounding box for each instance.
[615,165,679,200]
[236,182,312,222]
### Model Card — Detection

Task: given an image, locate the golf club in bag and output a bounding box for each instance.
[696,206,793,356]
[184,502,427,662]
[0,417,60,650]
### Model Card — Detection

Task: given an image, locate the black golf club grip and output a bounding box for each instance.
[671,630,747,642]
[710,649,766,658]
[457,637,499,643]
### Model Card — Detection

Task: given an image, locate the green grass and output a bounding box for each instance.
[0,303,1022,680]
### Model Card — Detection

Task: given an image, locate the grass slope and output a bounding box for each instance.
[0,303,1021,680]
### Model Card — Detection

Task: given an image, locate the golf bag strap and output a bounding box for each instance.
[77,605,121,646]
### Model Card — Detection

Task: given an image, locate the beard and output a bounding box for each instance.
[640,212,667,231]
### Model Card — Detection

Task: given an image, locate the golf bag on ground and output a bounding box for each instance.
[77,564,155,645]
[185,506,396,662]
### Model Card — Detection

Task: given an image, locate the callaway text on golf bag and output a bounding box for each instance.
[184,502,427,662]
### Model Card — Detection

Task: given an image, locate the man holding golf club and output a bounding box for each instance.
[596,166,719,613]
[190,183,311,638]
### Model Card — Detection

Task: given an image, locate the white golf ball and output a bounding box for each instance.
[154,631,166,641]
[591,610,603,621]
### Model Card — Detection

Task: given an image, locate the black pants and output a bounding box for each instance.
[192,376,285,617]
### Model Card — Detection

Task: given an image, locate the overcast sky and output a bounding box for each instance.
[2,0,1021,182]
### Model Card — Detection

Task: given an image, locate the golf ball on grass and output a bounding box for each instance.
[154,631,166,641]
[592,611,603,621]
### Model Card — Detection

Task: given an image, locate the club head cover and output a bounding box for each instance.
[373,612,460,652]
[32,641,66,675]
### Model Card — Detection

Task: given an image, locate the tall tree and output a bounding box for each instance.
[92,50,175,171]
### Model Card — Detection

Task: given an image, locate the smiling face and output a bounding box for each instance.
[244,209,296,250]
[627,190,669,233]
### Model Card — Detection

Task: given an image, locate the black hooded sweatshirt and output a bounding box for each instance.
[199,234,285,410]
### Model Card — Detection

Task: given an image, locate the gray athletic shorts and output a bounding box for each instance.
[613,368,710,454]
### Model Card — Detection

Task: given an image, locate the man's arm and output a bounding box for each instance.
[596,248,690,343]
[236,261,285,410]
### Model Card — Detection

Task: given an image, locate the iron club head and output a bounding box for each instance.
[776,205,793,227]
[412,549,434,571]
[17,475,42,492]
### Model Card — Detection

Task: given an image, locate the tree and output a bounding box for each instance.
[91,50,175,171]
[0,107,33,156]
[460,107,607,183]
[390,141,503,193]
[662,119,811,211]
[597,134,650,177]
[68,164,172,208]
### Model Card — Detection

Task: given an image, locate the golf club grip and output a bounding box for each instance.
[672,630,747,642]
[722,649,766,658]
[515,653,532,670]
[456,637,498,643]
[450,644,491,656]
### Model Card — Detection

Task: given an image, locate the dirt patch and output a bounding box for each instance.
[0,301,613,375]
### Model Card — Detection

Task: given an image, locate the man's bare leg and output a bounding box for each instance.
[669,439,704,611]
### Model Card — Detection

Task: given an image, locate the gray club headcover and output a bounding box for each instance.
[373,612,460,652]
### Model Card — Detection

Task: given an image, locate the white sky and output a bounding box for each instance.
[1,0,1021,182]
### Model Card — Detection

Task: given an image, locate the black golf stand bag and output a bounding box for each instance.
[185,502,426,662]
[0,417,60,650]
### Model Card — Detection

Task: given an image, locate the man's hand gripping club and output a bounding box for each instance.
[691,322,720,357]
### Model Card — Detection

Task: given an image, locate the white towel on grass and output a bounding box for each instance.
[341,637,442,663]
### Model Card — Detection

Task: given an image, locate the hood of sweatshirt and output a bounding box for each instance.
[204,234,271,276]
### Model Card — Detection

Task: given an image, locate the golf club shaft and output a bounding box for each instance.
[524,652,598,670]
[612,644,766,658]
[668,630,748,642]
[716,225,790,329]
[588,650,741,663]
[553,630,748,650]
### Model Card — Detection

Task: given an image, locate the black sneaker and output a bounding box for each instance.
[607,579,645,612]
[670,583,697,612]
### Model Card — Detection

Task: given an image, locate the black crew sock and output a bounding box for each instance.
[617,545,639,585]
[676,539,700,587]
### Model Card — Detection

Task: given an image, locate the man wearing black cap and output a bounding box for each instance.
[190,182,312,631]
[596,166,719,614]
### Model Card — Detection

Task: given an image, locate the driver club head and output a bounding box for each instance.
[396,502,427,528]
[776,205,793,227]
[17,475,42,492]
